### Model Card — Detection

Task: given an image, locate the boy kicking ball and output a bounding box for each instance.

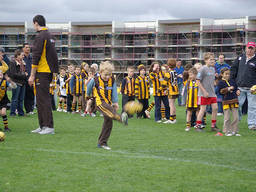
[86,61,128,150]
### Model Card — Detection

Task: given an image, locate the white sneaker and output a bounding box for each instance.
[63,110,67,113]
[156,120,162,123]
[185,127,190,132]
[100,113,103,117]
[145,110,151,118]
[163,120,176,124]
[81,113,86,117]
[39,127,55,135]
[225,133,233,136]
[101,145,111,150]
[31,127,42,133]
[232,132,241,136]
[217,113,223,116]
[90,113,96,117]
[170,119,177,124]
[29,111,35,115]
[57,108,62,112]
[162,118,167,121]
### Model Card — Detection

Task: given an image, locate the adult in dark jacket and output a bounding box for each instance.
[23,43,34,115]
[230,42,256,130]
[9,49,27,116]
[28,15,59,135]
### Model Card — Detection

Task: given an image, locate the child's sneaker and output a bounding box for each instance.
[121,112,128,126]
[156,120,162,123]
[145,110,151,118]
[185,127,190,132]
[195,124,204,132]
[63,109,67,113]
[90,113,96,117]
[232,132,241,136]
[80,113,86,117]
[57,108,62,112]
[225,132,233,136]
[76,110,80,113]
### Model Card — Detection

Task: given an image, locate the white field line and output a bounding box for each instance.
[2,146,256,173]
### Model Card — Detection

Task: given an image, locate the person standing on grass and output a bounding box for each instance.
[175,59,184,106]
[217,67,241,136]
[9,49,27,117]
[230,42,256,130]
[23,43,35,115]
[28,15,59,135]
[195,52,219,132]
[86,61,128,150]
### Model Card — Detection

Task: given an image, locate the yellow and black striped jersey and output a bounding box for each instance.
[186,80,198,108]
[65,73,72,95]
[94,76,114,106]
[149,71,168,96]
[121,76,135,96]
[49,75,57,95]
[0,80,7,101]
[135,75,150,99]
[165,70,179,96]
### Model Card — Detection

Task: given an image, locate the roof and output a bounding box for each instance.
[71,21,112,26]
[0,22,25,26]
[158,19,200,24]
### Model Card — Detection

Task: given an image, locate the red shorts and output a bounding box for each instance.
[199,97,217,105]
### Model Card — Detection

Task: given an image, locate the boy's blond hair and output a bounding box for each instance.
[99,61,114,73]
[204,52,214,61]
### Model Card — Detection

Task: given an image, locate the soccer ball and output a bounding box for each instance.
[250,85,256,95]
[124,101,143,115]
[0,131,5,142]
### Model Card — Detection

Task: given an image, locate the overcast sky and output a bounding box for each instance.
[0,0,255,22]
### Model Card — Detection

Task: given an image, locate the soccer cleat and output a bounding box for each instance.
[31,127,42,133]
[121,112,128,126]
[39,127,55,135]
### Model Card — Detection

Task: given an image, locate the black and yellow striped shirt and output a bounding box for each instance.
[165,70,179,96]
[65,73,72,94]
[94,76,114,106]
[135,75,150,99]
[71,74,83,94]
[149,71,168,96]
[49,75,57,95]
[0,80,7,101]
[186,80,198,108]
[121,76,135,96]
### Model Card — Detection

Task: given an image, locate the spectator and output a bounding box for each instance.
[9,49,27,116]
[230,42,256,130]
[174,59,184,106]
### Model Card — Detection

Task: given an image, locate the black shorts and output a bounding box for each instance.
[75,93,82,97]
[60,95,67,99]
[0,95,9,109]
[168,95,179,99]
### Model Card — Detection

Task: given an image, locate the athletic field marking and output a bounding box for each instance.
[2,147,255,173]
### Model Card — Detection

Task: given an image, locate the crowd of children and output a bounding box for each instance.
[45,52,241,138]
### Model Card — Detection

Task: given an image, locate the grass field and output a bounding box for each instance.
[1,98,256,192]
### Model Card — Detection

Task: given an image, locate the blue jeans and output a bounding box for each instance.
[177,82,183,106]
[217,102,223,113]
[10,84,25,116]
[238,87,256,127]
[154,95,170,121]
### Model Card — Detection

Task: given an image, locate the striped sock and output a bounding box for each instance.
[161,107,165,119]
[58,101,63,109]
[186,121,191,128]
[2,115,8,129]
[170,115,175,121]
[72,103,76,112]
[147,101,155,112]
[173,114,176,120]
[78,103,82,112]
[64,101,67,111]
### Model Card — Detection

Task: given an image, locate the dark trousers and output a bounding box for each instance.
[154,95,170,121]
[50,94,56,111]
[35,73,53,128]
[10,84,26,116]
[137,99,149,118]
[66,94,73,112]
[24,82,34,113]
[97,102,121,146]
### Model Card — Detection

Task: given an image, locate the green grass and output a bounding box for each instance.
[1,98,256,192]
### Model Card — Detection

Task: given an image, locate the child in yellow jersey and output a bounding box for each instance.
[86,61,128,150]
[135,64,150,118]
[149,61,170,123]
[81,62,89,111]
[0,70,17,132]
[65,64,74,112]
[121,66,135,117]
[70,66,84,114]
[56,68,67,112]
[165,58,179,123]
[185,68,199,131]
